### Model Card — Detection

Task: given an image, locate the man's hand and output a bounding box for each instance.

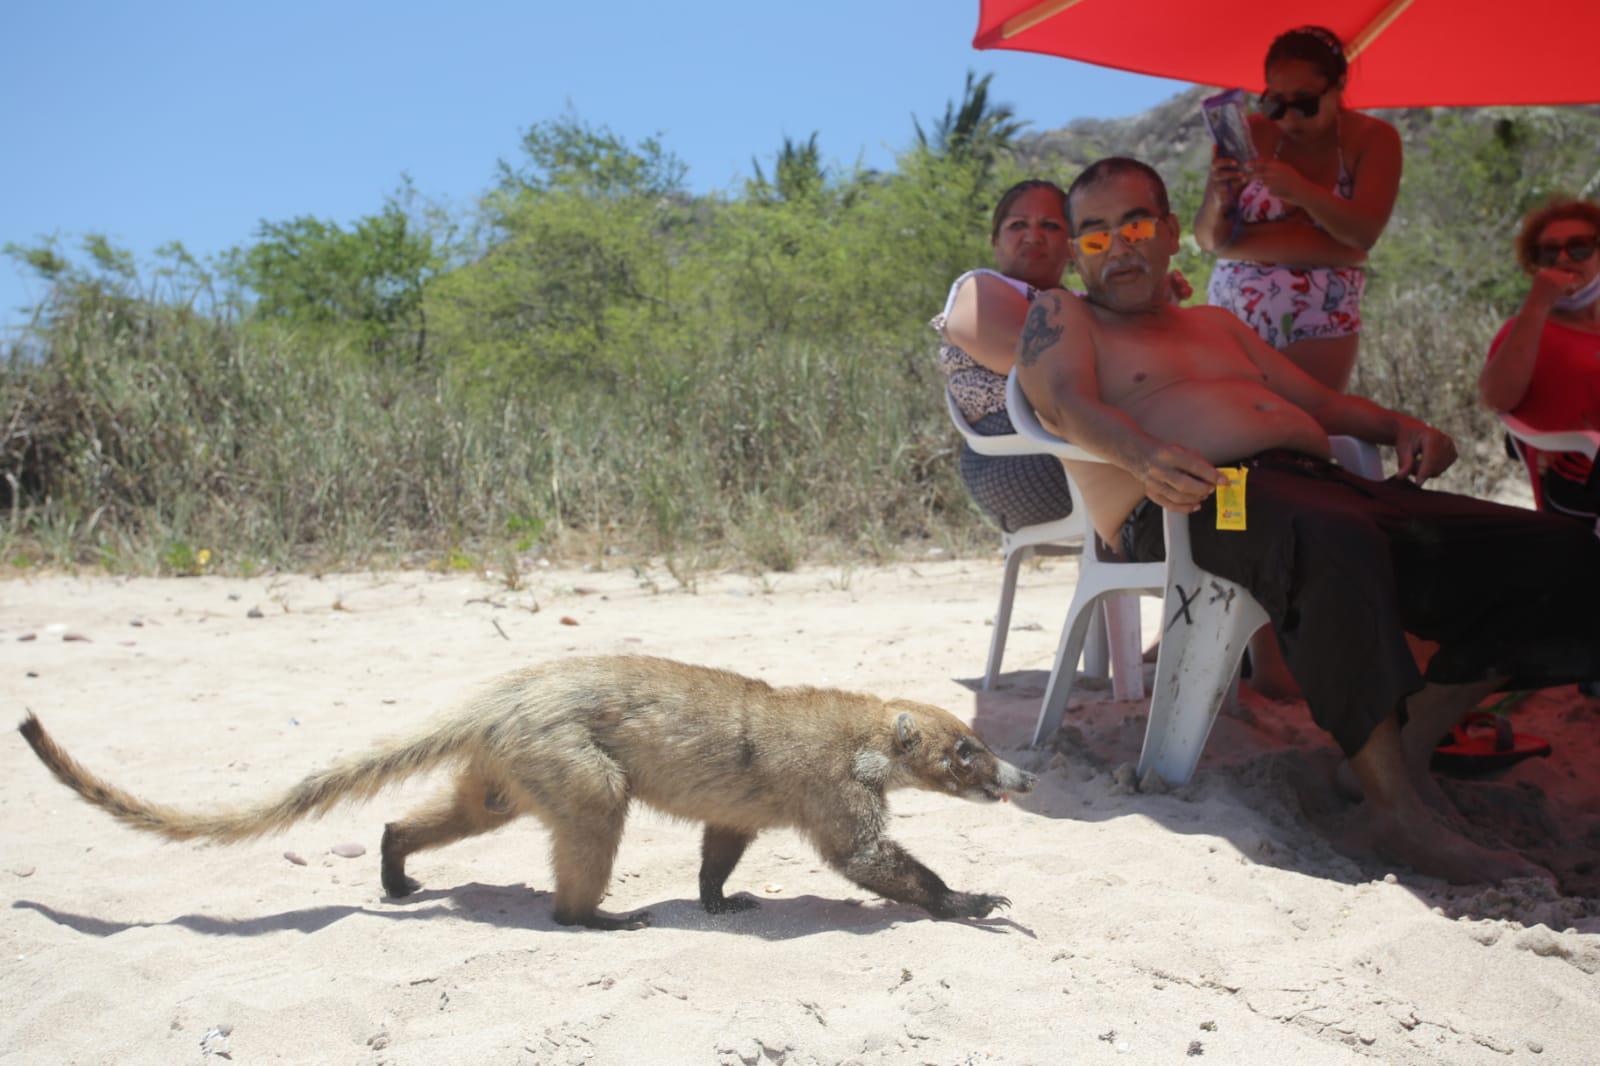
[1140,443,1225,512]
[1393,419,1457,483]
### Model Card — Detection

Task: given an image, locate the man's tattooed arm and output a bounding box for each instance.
[1018,296,1063,368]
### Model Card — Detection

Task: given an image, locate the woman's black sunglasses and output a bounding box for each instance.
[1533,236,1599,267]
[1258,91,1323,121]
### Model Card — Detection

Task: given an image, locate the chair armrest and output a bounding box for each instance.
[1500,413,1600,460]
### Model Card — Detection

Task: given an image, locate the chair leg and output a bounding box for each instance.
[1032,591,1104,747]
[1105,592,1145,702]
[1082,599,1110,680]
[983,545,1031,691]
[1137,576,1269,787]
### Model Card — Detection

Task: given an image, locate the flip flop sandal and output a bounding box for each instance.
[1432,710,1552,776]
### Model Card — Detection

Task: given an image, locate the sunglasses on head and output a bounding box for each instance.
[1258,89,1325,121]
[1073,217,1158,255]
[1533,236,1598,267]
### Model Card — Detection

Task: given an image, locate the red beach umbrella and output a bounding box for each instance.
[973,0,1600,108]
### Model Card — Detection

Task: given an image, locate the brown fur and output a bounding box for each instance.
[18,655,1035,929]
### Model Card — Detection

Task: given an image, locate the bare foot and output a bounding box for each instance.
[1343,802,1551,885]
[1333,759,1463,824]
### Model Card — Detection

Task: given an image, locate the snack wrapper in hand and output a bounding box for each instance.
[1202,89,1256,164]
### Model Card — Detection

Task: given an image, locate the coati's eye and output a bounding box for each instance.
[954,737,976,766]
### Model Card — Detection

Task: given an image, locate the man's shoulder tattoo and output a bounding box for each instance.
[1018,298,1065,368]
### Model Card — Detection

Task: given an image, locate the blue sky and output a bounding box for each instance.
[0,1,1187,336]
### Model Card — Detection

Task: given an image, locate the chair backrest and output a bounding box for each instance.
[1001,371,1097,464]
[1002,372,1102,524]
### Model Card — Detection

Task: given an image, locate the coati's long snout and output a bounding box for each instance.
[887,700,1037,803]
[18,656,1029,929]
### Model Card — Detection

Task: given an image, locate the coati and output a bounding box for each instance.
[18,655,1035,929]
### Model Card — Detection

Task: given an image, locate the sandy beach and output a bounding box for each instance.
[3,555,1597,1065]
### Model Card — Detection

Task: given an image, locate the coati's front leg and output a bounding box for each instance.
[820,832,1010,920]
[699,826,760,914]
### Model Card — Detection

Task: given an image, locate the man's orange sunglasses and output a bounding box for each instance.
[1073,217,1159,255]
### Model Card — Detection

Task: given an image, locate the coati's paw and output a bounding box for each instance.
[556,909,653,931]
[937,891,1011,919]
[382,874,423,899]
[702,894,761,915]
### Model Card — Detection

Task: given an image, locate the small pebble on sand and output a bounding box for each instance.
[560,616,580,626]
[247,606,264,619]
[330,843,367,859]
[17,633,36,642]
[284,852,307,866]
[1383,873,1398,884]
[11,865,36,878]
[62,633,91,643]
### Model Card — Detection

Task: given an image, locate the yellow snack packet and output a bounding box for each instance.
[1215,466,1247,531]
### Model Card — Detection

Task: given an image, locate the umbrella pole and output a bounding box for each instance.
[1348,0,1417,60]
[999,0,1090,40]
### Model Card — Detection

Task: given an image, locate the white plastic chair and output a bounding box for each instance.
[945,388,1143,696]
[1500,412,1600,533]
[1005,370,1275,786]
[1004,371,1394,784]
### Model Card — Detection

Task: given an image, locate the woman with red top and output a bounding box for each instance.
[1480,197,1600,527]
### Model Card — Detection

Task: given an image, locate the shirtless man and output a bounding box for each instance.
[1017,157,1600,884]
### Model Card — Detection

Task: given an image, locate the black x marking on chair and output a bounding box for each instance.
[1167,583,1200,632]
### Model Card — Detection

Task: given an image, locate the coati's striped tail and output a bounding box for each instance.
[18,712,469,845]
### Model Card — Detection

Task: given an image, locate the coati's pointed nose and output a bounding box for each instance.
[998,761,1036,794]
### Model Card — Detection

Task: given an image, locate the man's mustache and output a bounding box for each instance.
[1099,257,1150,282]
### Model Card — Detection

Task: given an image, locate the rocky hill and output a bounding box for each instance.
[1016,87,1600,194]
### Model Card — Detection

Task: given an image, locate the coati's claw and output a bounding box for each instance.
[940,891,1011,919]
[382,873,423,898]
[702,894,761,915]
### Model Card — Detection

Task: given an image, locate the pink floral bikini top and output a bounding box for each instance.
[1236,130,1355,226]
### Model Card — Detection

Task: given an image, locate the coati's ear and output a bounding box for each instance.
[894,712,919,752]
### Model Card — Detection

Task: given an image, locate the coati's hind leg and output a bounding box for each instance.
[547,806,644,930]
[518,748,646,931]
[382,772,516,899]
[699,826,759,914]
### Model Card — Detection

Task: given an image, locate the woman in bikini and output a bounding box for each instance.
[1195,26,1403,698]
[1196,25,1403,393]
